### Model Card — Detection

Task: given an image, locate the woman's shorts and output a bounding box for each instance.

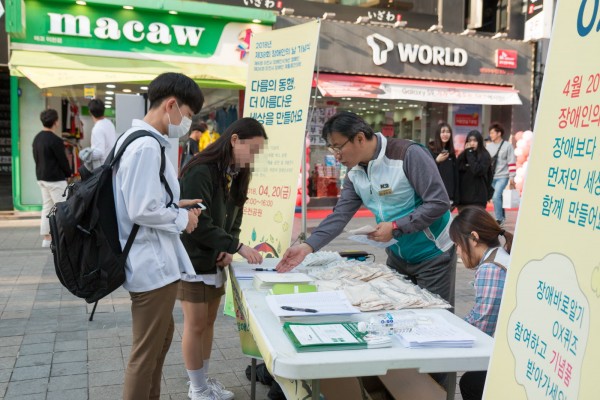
[177,280,225,303]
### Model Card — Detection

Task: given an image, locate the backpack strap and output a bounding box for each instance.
[108,130,173,207]
[481,248,507,271]
[106,130,175,259]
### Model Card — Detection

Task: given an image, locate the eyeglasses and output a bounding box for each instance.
[327,138,351,155]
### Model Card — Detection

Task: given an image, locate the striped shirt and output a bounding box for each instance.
[465,247,509,337]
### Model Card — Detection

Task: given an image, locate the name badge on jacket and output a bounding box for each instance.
[378,183,392,196]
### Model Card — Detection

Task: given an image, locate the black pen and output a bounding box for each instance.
[253,268,277,272]
[281,306,318,313]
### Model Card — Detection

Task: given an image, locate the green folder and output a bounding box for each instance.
[270,283,318,295]
[282,322,369,352]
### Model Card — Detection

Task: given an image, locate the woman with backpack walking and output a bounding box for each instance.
[430,122,458,208]
[455,130,493,211]
[449,206,513,400]
[178,117,266,400]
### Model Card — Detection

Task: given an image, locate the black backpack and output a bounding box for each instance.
[48,130,173,304]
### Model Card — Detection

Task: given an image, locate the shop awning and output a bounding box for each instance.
[316,73,522,106]
[9,50,247,89]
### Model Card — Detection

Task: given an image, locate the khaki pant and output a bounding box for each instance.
[123,281,179,400]
[37,180,67,236]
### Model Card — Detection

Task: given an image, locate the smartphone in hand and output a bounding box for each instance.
[185,202,206,211]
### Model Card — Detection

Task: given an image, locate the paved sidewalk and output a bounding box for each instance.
[0,210,517,399]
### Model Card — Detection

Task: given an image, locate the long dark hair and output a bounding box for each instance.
[458,130,489,161]
[449,206,514,269]
[180,117,267,206]
[433,122,455,154]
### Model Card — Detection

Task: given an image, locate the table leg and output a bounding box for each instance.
[251,358,257,400]
[311,379,320,400]
[446,372,456,400]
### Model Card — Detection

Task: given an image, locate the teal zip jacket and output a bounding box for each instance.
[306,133,452,264]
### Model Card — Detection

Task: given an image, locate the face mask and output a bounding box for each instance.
[167,102,192,138]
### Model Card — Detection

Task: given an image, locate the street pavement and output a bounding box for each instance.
[0,209,517,400]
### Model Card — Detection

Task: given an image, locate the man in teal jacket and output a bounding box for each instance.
[276,111,457,306]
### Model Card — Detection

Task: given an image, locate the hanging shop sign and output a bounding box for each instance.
[367,33,468,67]
[11,0,259,61]
[495,49,518,69]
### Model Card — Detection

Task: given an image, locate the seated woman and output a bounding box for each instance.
[455,130,493,211]
[448,206,513,400]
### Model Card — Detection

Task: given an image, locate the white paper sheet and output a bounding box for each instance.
[348,234,397,249]
[266,290,360,317]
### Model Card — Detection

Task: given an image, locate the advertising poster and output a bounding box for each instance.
[485,2,599,399]
[449,104,482,151]
[239,20,320,258]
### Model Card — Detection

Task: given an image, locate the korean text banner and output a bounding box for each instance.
[239,20,320,259]
[485,2,599,399]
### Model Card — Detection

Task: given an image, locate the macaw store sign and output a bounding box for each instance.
[13,1,233,58]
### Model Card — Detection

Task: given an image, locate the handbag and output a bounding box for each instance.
[502,189,520,209]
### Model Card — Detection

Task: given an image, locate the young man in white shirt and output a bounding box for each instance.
[88,99,117,169]
[112,72,204,400]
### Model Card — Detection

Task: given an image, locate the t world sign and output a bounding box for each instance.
[366,33,468,67]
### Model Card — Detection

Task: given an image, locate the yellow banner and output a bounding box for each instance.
[486,2,599,399]
[239,20,321,257]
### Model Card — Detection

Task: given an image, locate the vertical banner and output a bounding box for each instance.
[229,21,320,364]
[485,2,597,399]
[239,20,320,257]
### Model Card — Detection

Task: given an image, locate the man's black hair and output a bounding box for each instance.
[321,111,374,142]
[88,99,105,118]
[40,109,59,129]
[148,72,204,114]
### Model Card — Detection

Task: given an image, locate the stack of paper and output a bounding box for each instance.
[253,272,313,290]
[266,290,360,318]
[395,314,476,348]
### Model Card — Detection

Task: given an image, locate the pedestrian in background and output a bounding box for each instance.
[178,117,265,400]
[456,130,493,211]
[449,206,513,400]
[88,99,117,169]
[430,122,458,207]
[112,72,204,400]
[180,116,206,169]
[32,109,72,248]
[485,122,516,226]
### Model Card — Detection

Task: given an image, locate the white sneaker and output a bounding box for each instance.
[207,377,234,400]
[190,386,218,400]
[42,239,51,248]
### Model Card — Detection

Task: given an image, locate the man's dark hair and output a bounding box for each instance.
[40,109,59,128]
[190,114,208,133]
[489,122,505,137]
[147,72,204,114]
[88,99,105,118]
[321,111,374,142]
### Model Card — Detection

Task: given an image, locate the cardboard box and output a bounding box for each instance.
[378,369,446,400]
[320,377,371,400]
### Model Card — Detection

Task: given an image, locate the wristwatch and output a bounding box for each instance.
[391,220,402,238]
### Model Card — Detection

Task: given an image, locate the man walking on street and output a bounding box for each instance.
[32,109,72,248]
[486,122,516,226]
[112,72,204,400]
[88,99,117,170]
